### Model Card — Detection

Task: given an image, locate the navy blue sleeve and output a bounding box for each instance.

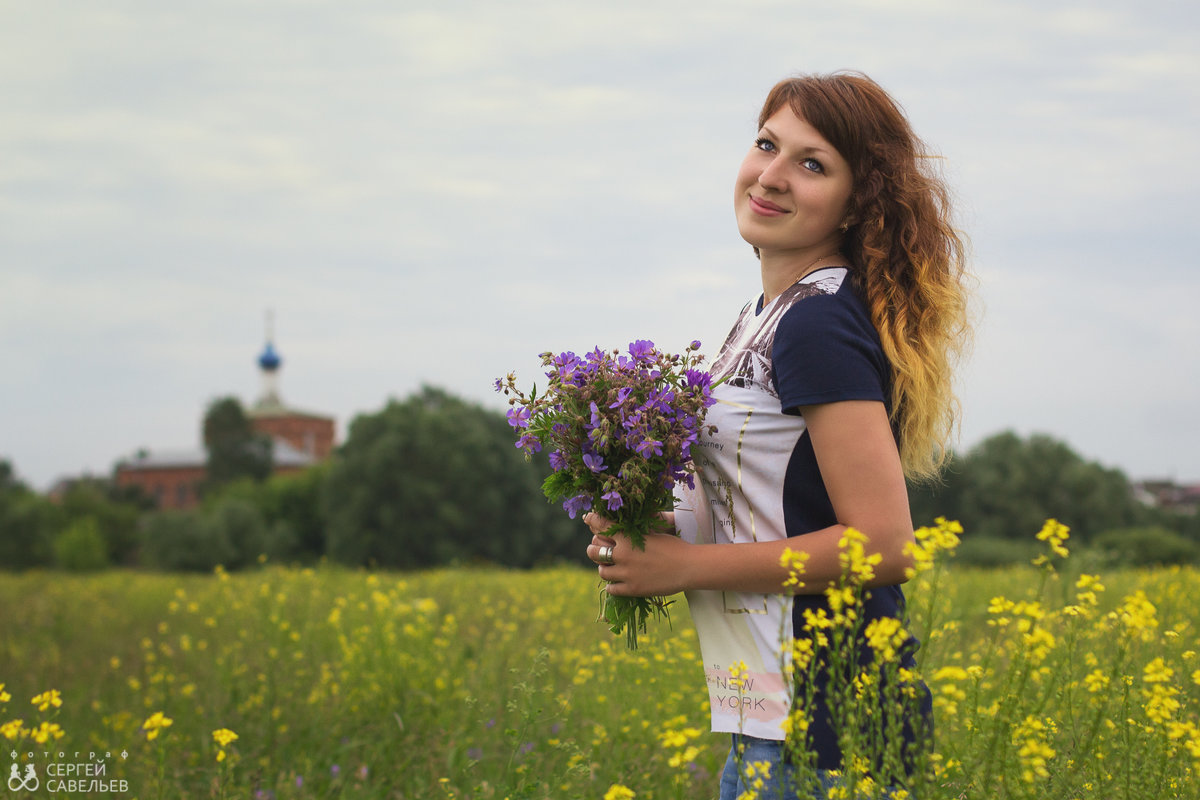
[772,289,889,413]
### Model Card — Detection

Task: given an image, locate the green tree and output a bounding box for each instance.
[139,509,237,572]
[323,385,578,568]
[254,466,328,561]
[58,480,142,565]
[907,451,965,529]
[0,459,61,569]
[211,466,329,563]
[0,459,18,491]
[1182,508,1200,542]
[205,494,280,568]
[53,516,110,571]
[908,431,1147,543]
[202,397,272,490]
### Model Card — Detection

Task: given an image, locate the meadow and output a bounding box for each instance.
[2,529,1199,799]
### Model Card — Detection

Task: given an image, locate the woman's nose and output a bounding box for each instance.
[756,158,787,192]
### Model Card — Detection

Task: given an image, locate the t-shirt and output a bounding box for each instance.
[674,266,925,769]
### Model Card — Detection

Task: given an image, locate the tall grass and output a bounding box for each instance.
[1,530,1197,798]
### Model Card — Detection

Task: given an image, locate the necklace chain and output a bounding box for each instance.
[792,252,844,284]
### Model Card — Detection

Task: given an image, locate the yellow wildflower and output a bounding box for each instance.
[790,637,816,673]
[779,547,809,590]
[728,660,749,691]
[838,527,882,583]
[1143,658,1174,684]
[1013,715,1056,782]
[0,684,9,703]
[1023,627,1056,664]
[31,721,64,744]
[1166,721,1197,741]
[1143,684,1181,725]
[933,664,967,712]
[1033,518,1070,563]
[212,727,239,762]
[1072,574,1104,609]
[826,585,858,620]
[929,516,963,547]
[802,607,834,631]
[658,726,702,749]
[668,745,701,768]
[1084,670,1109,694]
[907,517,963,578]
[1185,731,1200,761]
[1,719,25,740]
[1013,600,1046,621]
[142,711,174,741]
[864,616,905,662]
[782,708,810,737]
[1112,591,1159,642]
[212,727,239,747]
[988,596,1014,615]
[932,666,969,682]
[31,689,62,712]
[603,784,636,800]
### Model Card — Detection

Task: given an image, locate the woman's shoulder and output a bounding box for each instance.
[777,268,875,335]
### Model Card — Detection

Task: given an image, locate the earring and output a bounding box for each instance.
[839,222,850,233]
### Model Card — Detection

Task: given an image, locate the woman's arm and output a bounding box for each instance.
[586,399,915,597]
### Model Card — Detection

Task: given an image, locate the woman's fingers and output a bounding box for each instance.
[587,534,618,565]
[582,512,614,534]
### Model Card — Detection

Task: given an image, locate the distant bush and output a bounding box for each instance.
[209,495,303,567]
[140,510,236,572]
[52,516,110,572]
[0,488,59,570]
[1090,526,1200,567]
[951,535,1041,567]
[58,482,142,566]
[206,496,269,569]
[323,386,579,569]
[208,469,327,563]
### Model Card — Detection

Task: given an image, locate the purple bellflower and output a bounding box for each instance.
[495,338,718,649]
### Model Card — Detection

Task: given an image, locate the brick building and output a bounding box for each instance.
[1133,479,1200,515]
[114,331,335,510]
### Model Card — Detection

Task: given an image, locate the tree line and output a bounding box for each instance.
[908,431,1200,566]
[2,387,1198,571]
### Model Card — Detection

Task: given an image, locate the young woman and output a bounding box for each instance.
[585,72,971,798]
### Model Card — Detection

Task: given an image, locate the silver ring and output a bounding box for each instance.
[597,545,614,565]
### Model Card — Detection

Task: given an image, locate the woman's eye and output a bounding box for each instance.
[801,157,825,174]
[754,137,776,153]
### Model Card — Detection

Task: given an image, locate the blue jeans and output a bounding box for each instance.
[718,734,897,800]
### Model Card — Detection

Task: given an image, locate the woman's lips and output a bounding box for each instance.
[748,195,788,216]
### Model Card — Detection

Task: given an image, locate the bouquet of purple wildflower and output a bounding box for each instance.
[496,339,717,649]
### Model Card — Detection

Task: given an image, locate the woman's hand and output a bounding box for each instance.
[584,511,686,597]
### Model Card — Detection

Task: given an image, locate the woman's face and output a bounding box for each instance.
[734,106,854,260]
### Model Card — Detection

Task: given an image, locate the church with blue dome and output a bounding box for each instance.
[114,321,335,510]
[246,332,335,463]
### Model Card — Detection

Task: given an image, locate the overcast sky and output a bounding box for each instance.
[2,0,1198,491]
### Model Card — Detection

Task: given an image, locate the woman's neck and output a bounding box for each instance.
[759,249,846,304]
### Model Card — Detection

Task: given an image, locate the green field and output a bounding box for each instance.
[2,546,1198,799]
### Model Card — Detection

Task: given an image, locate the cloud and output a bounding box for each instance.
[2,0,1198,488]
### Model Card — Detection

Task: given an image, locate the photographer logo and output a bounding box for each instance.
[8,763,39,792]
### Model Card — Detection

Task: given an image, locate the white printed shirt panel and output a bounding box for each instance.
[675,269,851,739]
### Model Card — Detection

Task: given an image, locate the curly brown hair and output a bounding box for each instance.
[758,72,973,482]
